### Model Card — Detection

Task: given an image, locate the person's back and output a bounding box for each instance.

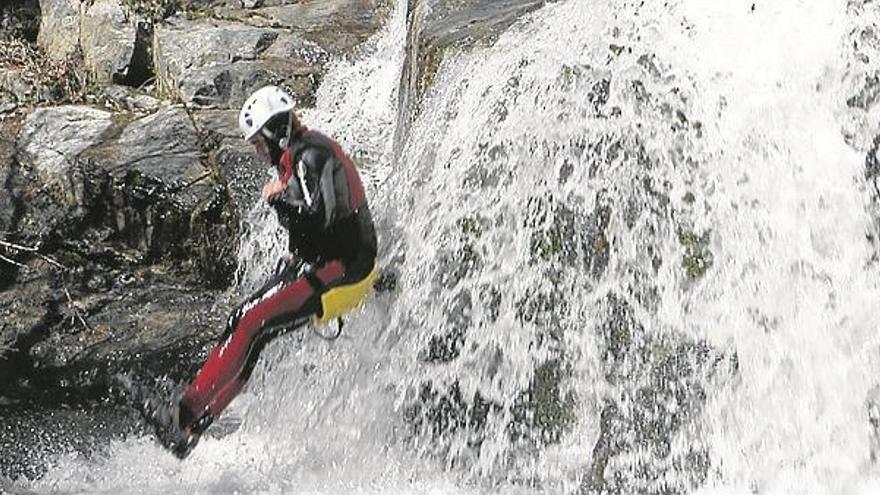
[271,127,377,279]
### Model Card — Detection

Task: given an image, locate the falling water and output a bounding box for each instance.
[21,0,880,494]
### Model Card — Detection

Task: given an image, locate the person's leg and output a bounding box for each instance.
[178,266,320,431]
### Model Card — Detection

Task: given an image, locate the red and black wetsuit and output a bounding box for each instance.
[178,126,377,431]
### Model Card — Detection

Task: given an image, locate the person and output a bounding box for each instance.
[147,85,379,459]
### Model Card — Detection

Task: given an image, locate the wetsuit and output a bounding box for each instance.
[178,127,378,432]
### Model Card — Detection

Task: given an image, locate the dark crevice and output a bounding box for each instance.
[114,21,155,89]
[0,0,41,42]
[0,298,64,402]
[0,320,210,409]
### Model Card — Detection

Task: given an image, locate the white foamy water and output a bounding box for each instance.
[23,1,880,494]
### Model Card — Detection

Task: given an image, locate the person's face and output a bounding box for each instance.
[249,134,272,163]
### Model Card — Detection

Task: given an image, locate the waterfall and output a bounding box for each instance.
[27,1,880,493]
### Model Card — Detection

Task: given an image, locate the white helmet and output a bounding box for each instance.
[238,85,296,141]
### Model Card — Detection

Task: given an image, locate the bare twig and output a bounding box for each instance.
[0,239,37,252]
[64,287,92,332]
[0,238,68,270]
[35,252,67,270]
[0,252,26,268]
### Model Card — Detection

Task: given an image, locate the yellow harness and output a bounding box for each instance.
[315,264,379,324]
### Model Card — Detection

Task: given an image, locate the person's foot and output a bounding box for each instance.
[141,396,205,459]
[169,426,201,460]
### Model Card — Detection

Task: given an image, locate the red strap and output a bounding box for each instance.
[279,149,293,184]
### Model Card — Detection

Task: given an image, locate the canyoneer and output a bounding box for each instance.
[145,85,379,458]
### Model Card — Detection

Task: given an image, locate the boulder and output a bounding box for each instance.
[15,105,238,283]
[0,134,18,237]
[153,17,324,108]
[238,0,393,54]
[77,106,238,282]
[16,105,113,201]
[80,0,139,84]
[28,277,228,378]
[0,260,230,402]
[37,0,81,62]
[176,57,320,109]
[0,269,54,369]
[101,84,162,112]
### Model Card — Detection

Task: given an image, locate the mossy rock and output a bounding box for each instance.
[679,231,713,279]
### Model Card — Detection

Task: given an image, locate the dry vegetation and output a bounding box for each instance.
[0,34,88,107]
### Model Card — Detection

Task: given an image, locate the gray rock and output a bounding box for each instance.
[0,68,37,104]
[150,0,391,108]
[0,271,51,364]
[0,135,18,237]
[29,280,227,373]
[37,0,82,62]
[16,106,114,198]
[179,58,320,109]
[244,0,392,54]
[80,0,138,84]
[77,106,215,253]
[193,109,266,208]
[155,18,278,75]
[154,18,292,108]
[102,84,163,112]
[112,107,206,188]
[0,92,17,114]
[99,107,238,284]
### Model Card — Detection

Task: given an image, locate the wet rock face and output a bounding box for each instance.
[0,103,240,406]
[241,0,393,54]
[582,296,737,495]
[150,0,392,109]
[193,109,267,208]
[395,0,549,150]
[14,105,238,282]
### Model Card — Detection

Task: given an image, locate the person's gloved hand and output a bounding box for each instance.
[262,179,287,202]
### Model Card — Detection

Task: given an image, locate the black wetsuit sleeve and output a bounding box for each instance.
[294,146,338,230]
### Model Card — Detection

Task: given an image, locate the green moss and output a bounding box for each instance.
[531,226,563,262]
[458,242,479,272]
[679,231,713,279]
[418,45,449,98]
[458,216,482,238]
[511,359,576,445]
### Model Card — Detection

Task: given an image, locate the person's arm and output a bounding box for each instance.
[270,146,336,225]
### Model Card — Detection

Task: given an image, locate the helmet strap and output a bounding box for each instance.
[279,110,294,149]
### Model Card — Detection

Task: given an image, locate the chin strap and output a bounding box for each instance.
[279,109,295,149]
